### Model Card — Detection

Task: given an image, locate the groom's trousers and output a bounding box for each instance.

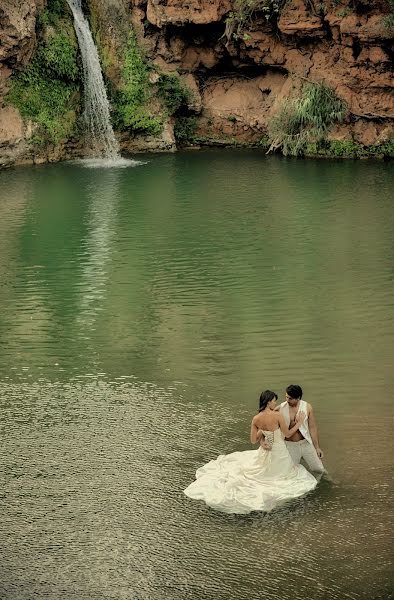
[285,439,325,474]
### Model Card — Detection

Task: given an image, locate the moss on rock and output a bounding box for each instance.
[111,34,163,136]
[6,2,81,147]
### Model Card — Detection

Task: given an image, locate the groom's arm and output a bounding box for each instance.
[308,405,324,458]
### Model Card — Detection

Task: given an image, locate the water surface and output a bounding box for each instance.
[0,151,393,599]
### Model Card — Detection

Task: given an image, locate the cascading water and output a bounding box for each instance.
[66,0,120,161]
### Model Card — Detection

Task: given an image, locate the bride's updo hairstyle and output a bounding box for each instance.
[259,390,278,412]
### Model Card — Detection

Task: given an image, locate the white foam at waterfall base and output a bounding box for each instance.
[66,0,127,163]
[74,157,147,169]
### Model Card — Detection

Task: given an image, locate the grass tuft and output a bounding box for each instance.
[268,82,347,156]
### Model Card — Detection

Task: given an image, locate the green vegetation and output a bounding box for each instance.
[312,1,330,16]
[225,0,287,40]
[157,73,192,115]
[37,0,67,28]
[112,34,162,135]
[258,135,270,149]
[383,0,394,28]
[336,7,352,17]
[306,138,394,158]
[37,33,80,81]
[366,139,394,158]
[6,17,81,146]
[88,8,118,76]
[267,82,347,156]
[323,140,366,157]
[174,116,197,145]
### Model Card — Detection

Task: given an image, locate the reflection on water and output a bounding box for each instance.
[75,171,121,372]
[0,152,393,599]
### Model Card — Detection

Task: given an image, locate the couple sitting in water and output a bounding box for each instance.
[184,384,325,514]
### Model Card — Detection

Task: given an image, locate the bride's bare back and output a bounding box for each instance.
[253,411,280,432]
[250,408,306,444]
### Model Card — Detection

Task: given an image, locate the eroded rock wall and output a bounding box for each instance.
[0,0,44,165]
[131,0,393,148]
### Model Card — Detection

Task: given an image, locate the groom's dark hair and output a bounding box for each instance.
[286,384,303,399]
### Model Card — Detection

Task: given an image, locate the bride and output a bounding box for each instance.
[184,390,318,514]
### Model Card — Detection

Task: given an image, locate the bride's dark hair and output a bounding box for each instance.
[259,390,278,412]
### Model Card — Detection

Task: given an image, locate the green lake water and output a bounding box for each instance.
[0,150,393,599]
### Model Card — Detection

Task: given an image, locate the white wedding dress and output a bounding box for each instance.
[184,429,317,514]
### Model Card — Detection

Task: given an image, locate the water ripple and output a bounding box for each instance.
[0,152,393,599]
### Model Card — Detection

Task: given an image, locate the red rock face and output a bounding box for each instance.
[278,0,325,37]
[0,0,40,65]
[146,0,232,27]
[0,0,41,99]
[0,0,46,165]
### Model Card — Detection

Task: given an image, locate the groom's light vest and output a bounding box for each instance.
[279,400,313,445]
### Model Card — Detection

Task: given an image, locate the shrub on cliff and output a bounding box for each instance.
[7,27,80,145]
[157,74,192,116]
[225,0,287,40]
[38,33,80,81]
[174,116,197,145]
[306,138,394,159]
[112,34,162,136]
[267,82,347,156]
[37,0,68,28]
[383,0,394,28]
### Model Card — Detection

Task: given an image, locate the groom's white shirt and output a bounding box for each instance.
[279,400,325,474]
[279,399,313,445]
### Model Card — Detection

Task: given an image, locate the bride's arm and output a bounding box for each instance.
[278,413,306,438]
[250,418,262,444]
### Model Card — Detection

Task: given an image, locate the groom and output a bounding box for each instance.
[278,384,325,475]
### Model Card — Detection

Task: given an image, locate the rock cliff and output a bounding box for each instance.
[0,0,42,165]
[0,0,393,166]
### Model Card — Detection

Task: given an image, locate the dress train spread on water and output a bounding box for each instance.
[184,428,317,514]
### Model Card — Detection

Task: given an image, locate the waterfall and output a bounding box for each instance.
[66,0,120,161]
